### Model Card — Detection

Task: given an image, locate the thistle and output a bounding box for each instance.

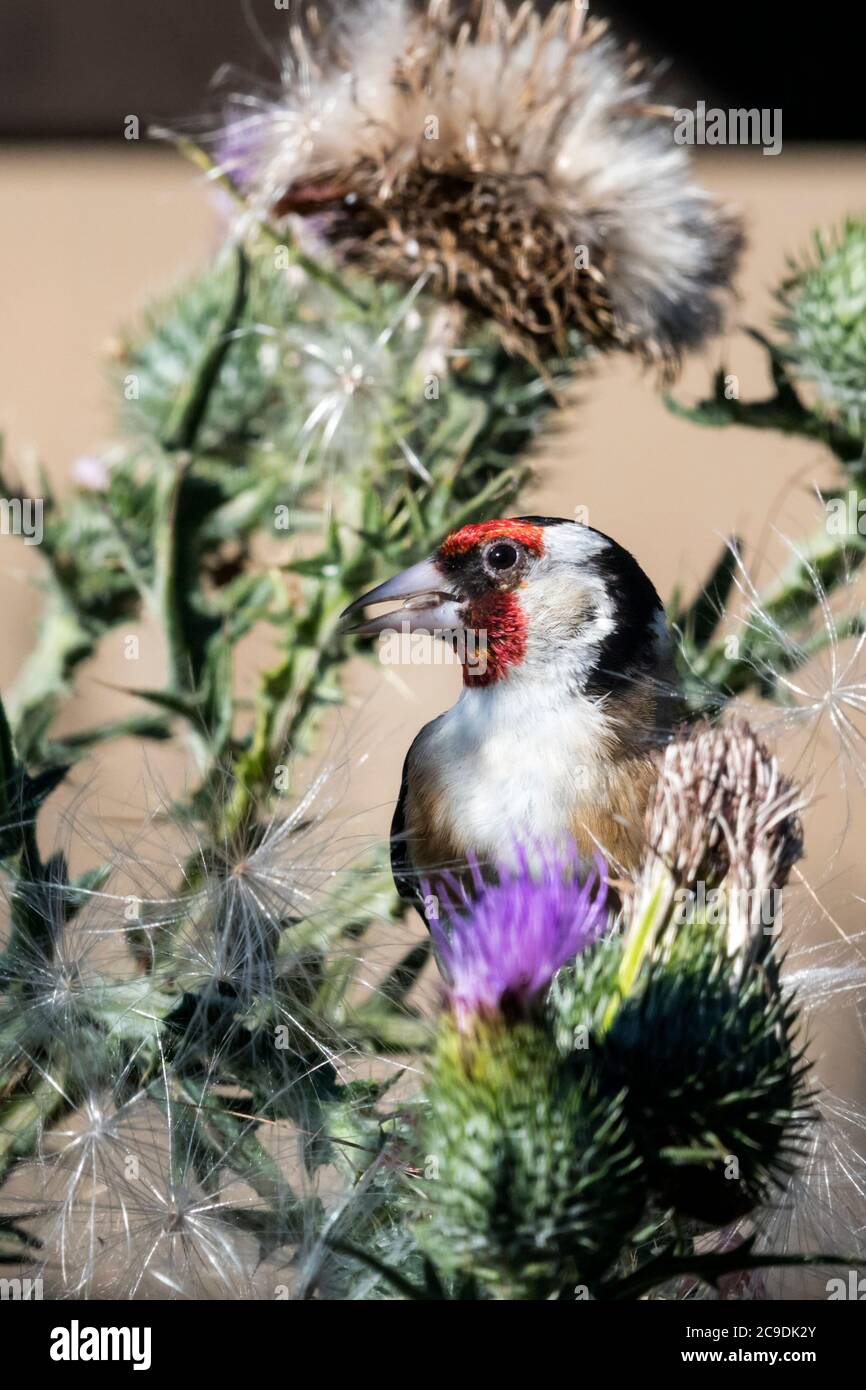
[427,844,609,1027]
[620,717,804,983]
[219,0,742,367]
[425,1021,641,1297]
[421,848,641,1297]
[598,720,810,1226]
[776,219,866,440]
[1,3,863,1301]
[597,943,811,1225]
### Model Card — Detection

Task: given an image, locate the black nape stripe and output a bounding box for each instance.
[585,535,665,695]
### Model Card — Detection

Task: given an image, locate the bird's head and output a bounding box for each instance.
[342,517,675,710]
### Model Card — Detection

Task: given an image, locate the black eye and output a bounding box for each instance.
[484,541,520,572]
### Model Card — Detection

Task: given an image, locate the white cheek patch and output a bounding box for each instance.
[517,559,617,686]
[540,524,611,565]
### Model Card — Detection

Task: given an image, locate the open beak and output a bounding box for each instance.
[340,558,464,637]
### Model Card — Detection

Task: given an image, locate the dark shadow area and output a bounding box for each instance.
[0,0,862,141]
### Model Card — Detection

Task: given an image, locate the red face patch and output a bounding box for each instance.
[437,519,544,687]
[438,518,546,558]
[462,591,528,689]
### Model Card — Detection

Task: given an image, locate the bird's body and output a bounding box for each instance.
[396,675,659,882]
[343,517,678,913]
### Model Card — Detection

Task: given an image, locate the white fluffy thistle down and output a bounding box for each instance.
[219,0,743,365]
[725,533,866,806]
[11,1086,263,1298]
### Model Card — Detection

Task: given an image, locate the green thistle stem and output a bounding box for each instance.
[665,328,866,466]
[5,596,96,756]
[0,1071,69,1184]
[603,864,675,1030]
[162,244,250,454]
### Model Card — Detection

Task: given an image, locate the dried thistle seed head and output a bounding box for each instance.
[220,0,743,368]
[644,718,805,955]
[647,718,804,886]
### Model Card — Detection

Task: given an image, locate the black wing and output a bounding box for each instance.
[389,740,428,926]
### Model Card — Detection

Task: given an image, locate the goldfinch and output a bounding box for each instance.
[343,517,678,911]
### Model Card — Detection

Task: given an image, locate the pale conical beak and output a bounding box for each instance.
[340,558,464,637]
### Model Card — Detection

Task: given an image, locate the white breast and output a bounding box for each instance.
[414,680,616,861]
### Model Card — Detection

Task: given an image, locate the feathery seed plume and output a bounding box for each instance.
[219,0,743,366]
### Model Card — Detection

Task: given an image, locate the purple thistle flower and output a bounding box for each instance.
[216,113,268,194]
[425,844,609,1028]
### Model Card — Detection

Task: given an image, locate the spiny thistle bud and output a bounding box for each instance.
[596,944,811,1225]
[424,1020,641,1297]
[776,218,866,439]
[597,720,809,1225]
[219,0,742,368]
[421,847,640,1296]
